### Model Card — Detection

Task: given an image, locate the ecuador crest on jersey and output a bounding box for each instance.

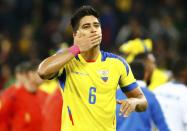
[98,70,109,82]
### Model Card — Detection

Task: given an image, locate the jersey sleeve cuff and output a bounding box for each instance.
[120,82,138,93]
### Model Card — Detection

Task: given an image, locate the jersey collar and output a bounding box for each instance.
[77,51,102,64]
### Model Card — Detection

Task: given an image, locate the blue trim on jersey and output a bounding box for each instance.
[120,82,138,93]
[67,106,72,115]
[101,50,129,75]
[75,55,80,61]
[58,69,66,90]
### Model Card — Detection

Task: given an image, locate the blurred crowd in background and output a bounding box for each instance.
[0,0,187,90]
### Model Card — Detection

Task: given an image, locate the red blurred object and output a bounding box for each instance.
[42,89,63,131]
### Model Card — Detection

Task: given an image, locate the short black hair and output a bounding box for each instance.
[15,62,30,73]
[172,59,187,78]
[130,60,145,80]
[71,5,99,32]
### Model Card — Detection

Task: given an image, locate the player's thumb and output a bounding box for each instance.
[116,99,123,104]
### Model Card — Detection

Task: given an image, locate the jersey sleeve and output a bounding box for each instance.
[149,92,170,131]
[118,60,138,92]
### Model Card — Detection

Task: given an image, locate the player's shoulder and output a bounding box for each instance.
[101,51,130,73]
[1,85,16,95]
[101,50,127,64]
[0,85,18,102]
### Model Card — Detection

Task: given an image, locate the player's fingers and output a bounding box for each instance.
[88,33,97,38]
[90,41,101,48]
[125,104,132,115]
[91,36,101,44]
[124,107,131,117]
[91,42,100,48]
[116,100,123,104]
[120,101,128,113]
[121,104,130,117]
[90,35,101,41]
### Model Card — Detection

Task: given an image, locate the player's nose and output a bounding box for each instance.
[90,26,97,33]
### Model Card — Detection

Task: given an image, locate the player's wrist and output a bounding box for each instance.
[68,44,80,56]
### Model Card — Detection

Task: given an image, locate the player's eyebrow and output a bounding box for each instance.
[93,22,100,25]
[82,23,91,27]
[81,22,100,27]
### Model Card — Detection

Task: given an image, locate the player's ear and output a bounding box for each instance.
[73,31,80,38]
[73,30,78,37]
[73,32,76,38]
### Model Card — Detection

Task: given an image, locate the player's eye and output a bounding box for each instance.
[82,25,90,29]
[94,24,100,28]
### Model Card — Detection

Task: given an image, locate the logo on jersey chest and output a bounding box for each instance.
[98,70,109,82]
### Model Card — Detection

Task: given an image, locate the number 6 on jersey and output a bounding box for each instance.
[89,87,96,104]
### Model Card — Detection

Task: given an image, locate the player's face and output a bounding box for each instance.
[28,71,43,86]
[76,15,102,44]
[145,54,156,74]
[16,72,26,84]
[25,71,43,92]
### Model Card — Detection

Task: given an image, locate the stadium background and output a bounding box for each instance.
[0,0,187,85]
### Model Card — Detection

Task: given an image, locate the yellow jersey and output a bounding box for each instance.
[57,51,138,131]
[148,68,169,91]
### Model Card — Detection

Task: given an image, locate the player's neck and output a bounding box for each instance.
[15,81,24,88]
[24,81,38,93]
[81,46,100,61]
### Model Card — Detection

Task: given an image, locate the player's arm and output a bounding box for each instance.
[38,32,101,80]
[117,86,147,117]
[37,49,75,80]
[117,61,148,117]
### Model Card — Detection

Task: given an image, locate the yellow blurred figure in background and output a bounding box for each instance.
[119,38,152,63]
[39,80,59,94]
[119,38,169,91]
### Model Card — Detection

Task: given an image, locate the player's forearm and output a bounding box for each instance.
[38,49,75,80]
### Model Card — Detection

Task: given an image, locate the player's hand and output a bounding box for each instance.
[116,98,137,117]
[74,31,102,52]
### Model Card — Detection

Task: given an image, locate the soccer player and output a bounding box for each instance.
[154,59,187,131]
[116,61,170,131]
[38,5,148,131]
[0,61,48,131]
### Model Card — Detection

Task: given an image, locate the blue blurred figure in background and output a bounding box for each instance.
[116,60,170,131]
